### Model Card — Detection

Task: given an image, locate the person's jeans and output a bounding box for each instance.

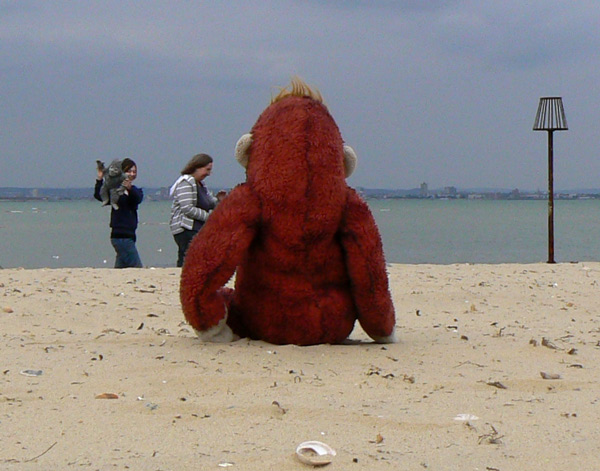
[173,230,198,267]
[111,238,143,268]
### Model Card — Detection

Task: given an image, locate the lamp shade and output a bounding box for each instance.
[533,97,568,131]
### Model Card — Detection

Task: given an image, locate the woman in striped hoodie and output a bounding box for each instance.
[169,154,220,267]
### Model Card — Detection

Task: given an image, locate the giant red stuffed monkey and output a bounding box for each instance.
[180,79,396,345]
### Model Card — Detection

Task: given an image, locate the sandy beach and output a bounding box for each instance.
[2,263,600,470]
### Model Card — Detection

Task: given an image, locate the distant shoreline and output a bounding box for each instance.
[2,187,600,201]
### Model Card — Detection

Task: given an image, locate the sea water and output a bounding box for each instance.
[1,198,599,269]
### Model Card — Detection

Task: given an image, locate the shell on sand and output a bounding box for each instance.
[295,441,336,466]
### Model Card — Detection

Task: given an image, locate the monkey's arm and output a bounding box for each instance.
[180,184,260,341]
[339,189,396,343]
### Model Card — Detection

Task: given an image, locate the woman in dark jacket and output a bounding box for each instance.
[94,158,144,268]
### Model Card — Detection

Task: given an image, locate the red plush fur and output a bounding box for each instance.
[180,89,395,345]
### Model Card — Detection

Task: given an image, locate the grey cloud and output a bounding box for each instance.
[0,1,599,191]
[432,3,600,71]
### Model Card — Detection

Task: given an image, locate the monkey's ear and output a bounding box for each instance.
[235,133,253,169]
[343,145,357,178]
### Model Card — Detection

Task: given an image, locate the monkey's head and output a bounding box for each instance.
[234,78,357,204]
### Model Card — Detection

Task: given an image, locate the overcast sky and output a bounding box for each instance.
[1,1,599,191]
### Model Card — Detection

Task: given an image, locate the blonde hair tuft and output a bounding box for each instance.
[271,77,324,106]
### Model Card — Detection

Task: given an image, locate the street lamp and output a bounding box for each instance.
[533,97,568,264]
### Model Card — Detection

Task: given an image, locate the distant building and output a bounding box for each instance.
[443,186,457,197]
[420,182,428,197]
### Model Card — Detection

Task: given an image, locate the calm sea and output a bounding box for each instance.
[1,198,599,269]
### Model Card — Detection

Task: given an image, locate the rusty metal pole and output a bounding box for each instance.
[547,130,555,263]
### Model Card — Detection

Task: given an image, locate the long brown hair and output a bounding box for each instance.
[181,153,213,175]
